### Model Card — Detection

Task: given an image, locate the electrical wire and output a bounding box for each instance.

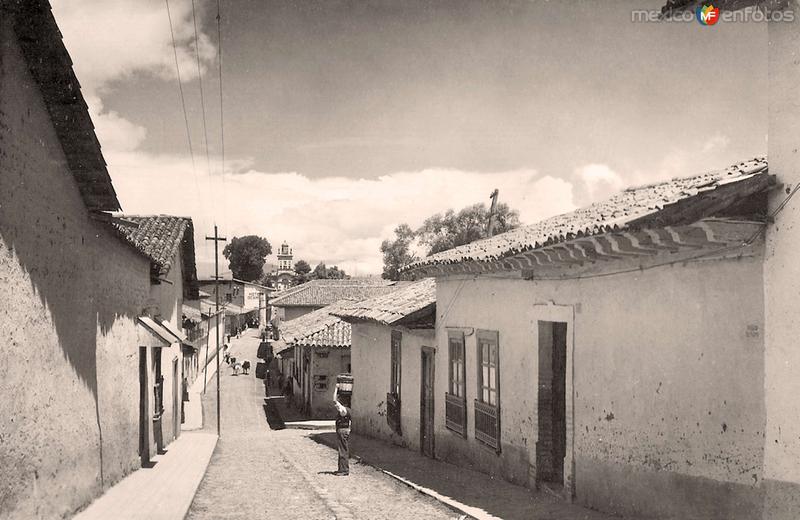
[164,0,198,196]
[215,0,228,234]
[191,0,213,199]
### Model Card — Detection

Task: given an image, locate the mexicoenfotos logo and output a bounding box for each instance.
[696,4,720,25]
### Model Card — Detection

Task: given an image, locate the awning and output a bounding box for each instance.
[138,317,177,346]
[161,320,188,342]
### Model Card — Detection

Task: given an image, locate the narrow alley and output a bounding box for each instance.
[185,330,460,520]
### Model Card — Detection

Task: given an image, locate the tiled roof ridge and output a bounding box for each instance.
[333,278,436,325]
[402,156,769,272]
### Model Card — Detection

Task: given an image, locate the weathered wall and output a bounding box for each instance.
[435,252,766,519]
[763,4,800,518]
[0,18,151,519]
[283,306,317,322]
[147,251,183,444]
[310,347,351,417]
[351,322,434,452]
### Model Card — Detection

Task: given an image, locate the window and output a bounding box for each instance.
[475,330,500,451]
[445,330,467,436]
[477,330,499,406]
[225,293,232,303]
[387,331,402,434]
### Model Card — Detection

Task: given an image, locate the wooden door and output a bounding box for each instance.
[536,321,567,485]
[420,347,435,458]
[172,358,180,440]
[138,347,149,466]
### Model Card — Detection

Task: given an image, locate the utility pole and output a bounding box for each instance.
[487,189,499,237]
[206,225,227,437]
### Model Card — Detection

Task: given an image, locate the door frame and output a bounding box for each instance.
[531,303,575,500]
[420,346,436,458]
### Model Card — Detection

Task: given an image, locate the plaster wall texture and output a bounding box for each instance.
[309,347,351,417]
[0,19,151,519]
[351,322,434,452]
[435,252,765,519]
[283,306,317,322]
[763,6,800,518]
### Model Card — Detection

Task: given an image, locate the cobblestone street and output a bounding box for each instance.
[186,331,460,520]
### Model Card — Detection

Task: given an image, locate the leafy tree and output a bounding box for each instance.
[294,259,311,275]
[380,224,417,280]
[293,259,312,283]
[312,262,328,279]
[222,235,272,282]
[417,202,520,255]
[327,265,348,279]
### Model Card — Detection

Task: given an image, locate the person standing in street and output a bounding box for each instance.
[333,386,351,476]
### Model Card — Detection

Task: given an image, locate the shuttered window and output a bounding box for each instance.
[446,330,467,436]
[475,330,500,451]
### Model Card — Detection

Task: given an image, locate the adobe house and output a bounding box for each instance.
[115,215,200,447]
[403,158,775,520]
[0,1,196,517]
[334,278,437,456]
[275,300,354,417]
[270,278,400,322]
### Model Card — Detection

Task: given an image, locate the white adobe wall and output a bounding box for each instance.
[435,252,765,519]
[350,322,434,451]
[0,18,151,519]
[763,5,800,518]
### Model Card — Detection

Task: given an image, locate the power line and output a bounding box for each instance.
[191,0,213,192]
[164,0,200,200]
[215,0,228,233]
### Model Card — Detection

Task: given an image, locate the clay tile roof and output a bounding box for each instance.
[279,300,353,349]
[3,0,120,211]
[114,215,192,273]
[403,157,770,273]
[333,278,436,326]
[269,278,400,307]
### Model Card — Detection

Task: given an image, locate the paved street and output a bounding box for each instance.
[186,330,460,520]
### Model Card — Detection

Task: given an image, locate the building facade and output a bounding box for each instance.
[404,159,774,519]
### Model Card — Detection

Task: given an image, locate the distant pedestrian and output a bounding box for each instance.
[242,359,251,375]
[333,386,351,476]
[266,369,272,388]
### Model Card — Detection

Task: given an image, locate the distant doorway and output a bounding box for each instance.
[420,347,435,458]
[536,321,567,485]
[138,347,150,466]
[172,357,180,440]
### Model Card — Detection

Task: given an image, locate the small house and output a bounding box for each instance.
[334,278,437,456]
[403,158,774,520]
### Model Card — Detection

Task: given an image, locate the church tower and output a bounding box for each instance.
[277,241,293,274]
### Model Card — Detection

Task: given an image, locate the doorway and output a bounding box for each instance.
[536,321,567,485]
[172,357,180,440]
[138,347,150,466]
[420,347,435,458]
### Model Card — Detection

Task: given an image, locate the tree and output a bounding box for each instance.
[327,265,348,279]
[380,224,417,280]
[293,259,312,283]
[416,202,520,255]
[294,259,311,275]
[222,235,272,282]
[312,262,328,279]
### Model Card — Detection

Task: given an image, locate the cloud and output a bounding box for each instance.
[573,163,625,205]
[106,151,576,276]
[51,0,216,160]
[702,133,730,153]
[51,1,579,277]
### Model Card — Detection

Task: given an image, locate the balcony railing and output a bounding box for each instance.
[386,392,401,435]
[474,400,500,451]
[445,393,467,437]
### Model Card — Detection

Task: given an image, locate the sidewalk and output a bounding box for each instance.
[73,431,218,520]
[311,432,623,520]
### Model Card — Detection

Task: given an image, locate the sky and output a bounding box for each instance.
[50,0,768,277]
